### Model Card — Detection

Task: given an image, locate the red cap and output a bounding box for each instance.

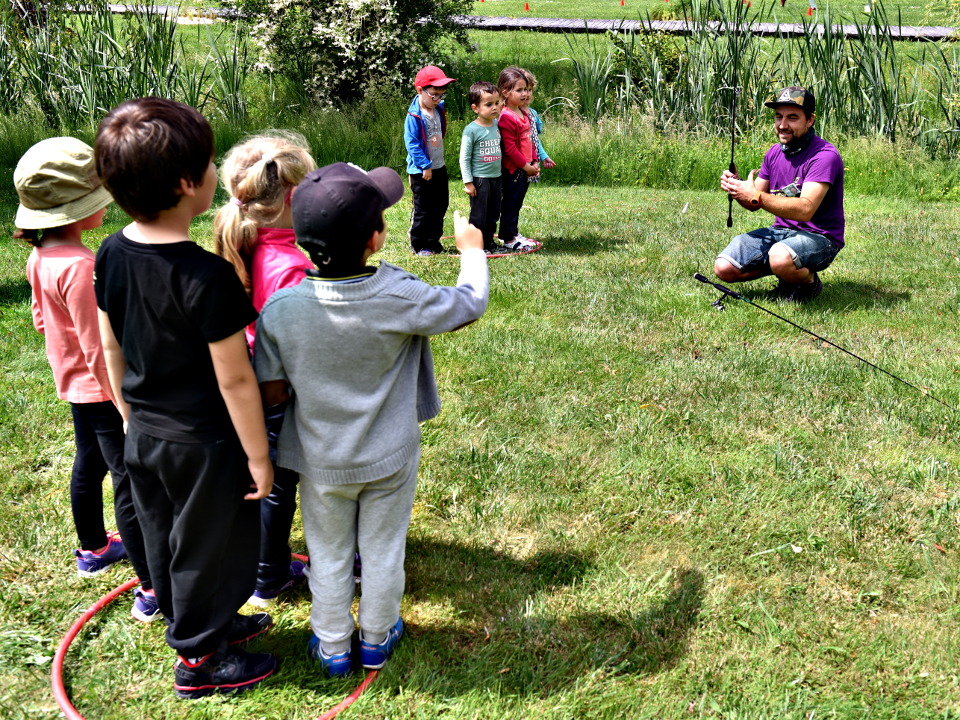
[415,65,456,90]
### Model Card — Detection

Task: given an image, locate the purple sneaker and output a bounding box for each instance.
[131,587,162,623]
[75,533,127,577]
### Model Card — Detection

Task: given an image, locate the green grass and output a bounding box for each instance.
[3,175,960,718]
[3,3,960,718]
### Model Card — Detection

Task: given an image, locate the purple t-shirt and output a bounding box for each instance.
[758,135,845,248]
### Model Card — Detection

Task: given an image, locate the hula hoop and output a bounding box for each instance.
[52,576,140,720]
[436,236,543,259]
[52,555,377,720]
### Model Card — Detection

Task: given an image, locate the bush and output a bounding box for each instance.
[238,0,474,107]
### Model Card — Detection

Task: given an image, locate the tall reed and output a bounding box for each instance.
[5,2,247,129]
[559,0,960,156]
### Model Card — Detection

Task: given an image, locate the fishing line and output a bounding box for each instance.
[693,273,958,413]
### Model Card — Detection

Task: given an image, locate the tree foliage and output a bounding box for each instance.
[238,0,473,106]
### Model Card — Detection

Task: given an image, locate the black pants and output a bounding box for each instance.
[499,168,530,243]
[125,425,259,656]
[70,401,151,588]
[469,176,503,251]
[257,404,299,591]
[409,166,449,253]
[257,467,299,590]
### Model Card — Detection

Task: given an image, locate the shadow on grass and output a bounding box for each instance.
[0,278,30,306]
[267,538,705,697]
[534,230,636,257]
[735,279,910,311]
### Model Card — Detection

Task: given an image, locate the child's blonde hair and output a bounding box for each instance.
[213,131,316,294]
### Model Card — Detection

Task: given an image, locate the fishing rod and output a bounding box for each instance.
[692,273,959,413]
[727,80,737,229]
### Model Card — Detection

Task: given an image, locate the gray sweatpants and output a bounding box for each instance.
[299,449,419,650]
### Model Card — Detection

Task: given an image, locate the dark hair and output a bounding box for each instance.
[95,97,214,222]
[497,66,527,96]
[469,81,498,107]
[305,212,385,278]
[12,228,41,247]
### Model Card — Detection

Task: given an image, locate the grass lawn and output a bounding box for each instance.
[466,0,954,26]
[2,173,960,718]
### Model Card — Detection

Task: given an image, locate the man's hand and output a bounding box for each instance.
[721,169,761,209]
[453,210,483,252]
[422,168,433,181]
[464,182,476,197]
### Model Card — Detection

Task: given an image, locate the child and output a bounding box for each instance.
[405,64,456,256]
[521,68,557,180]
[213,132,316,607]
[254,163,489,676]
[15,137,157,623]
[459,81,504,255]
[497,66,540,251]
[93,97,277,699]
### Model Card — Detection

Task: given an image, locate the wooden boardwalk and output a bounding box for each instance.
[455,14,957,41]
[100,6,956,41]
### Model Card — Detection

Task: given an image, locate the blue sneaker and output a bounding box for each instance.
[248,560,307,608]
[359,618,403,669]
[308,634,353,678]
[75,533,127,577]
[131,587,162,623]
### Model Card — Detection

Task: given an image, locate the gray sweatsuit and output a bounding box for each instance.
[254,250,489,650]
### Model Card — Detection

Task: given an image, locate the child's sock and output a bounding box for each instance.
[363,632,387,646]
[321,639,352,656]
[180,652,214,667]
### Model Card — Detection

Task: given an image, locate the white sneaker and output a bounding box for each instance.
[503,235,536,251]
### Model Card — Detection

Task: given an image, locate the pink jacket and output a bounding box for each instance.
[26,244,112,403]
[247,227,314,348]
[497,108,536,174]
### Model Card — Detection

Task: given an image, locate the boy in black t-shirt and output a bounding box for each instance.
[93,97,277,699]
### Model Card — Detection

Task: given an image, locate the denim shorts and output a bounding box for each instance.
[718,226,840,274]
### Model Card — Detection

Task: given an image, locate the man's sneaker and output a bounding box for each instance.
[787,272,823,303]
[174,644,277,699]
[75,533,127,577]
[502,236,537,251]
[131,587,161,623]
[227,612,273,645]
[766,278,799,300]
[308,634,353,678]
[359,617,403,669]
[248,560,307,608]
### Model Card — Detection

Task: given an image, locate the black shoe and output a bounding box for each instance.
[174,644,277,699]
[787,272,823,303]
[766,278,799,300]
[226,612,273,645]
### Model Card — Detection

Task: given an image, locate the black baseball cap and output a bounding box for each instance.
[292,162,405,254]
[764,86,816,115]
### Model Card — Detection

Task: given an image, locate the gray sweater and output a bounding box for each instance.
[254,250,489,484]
